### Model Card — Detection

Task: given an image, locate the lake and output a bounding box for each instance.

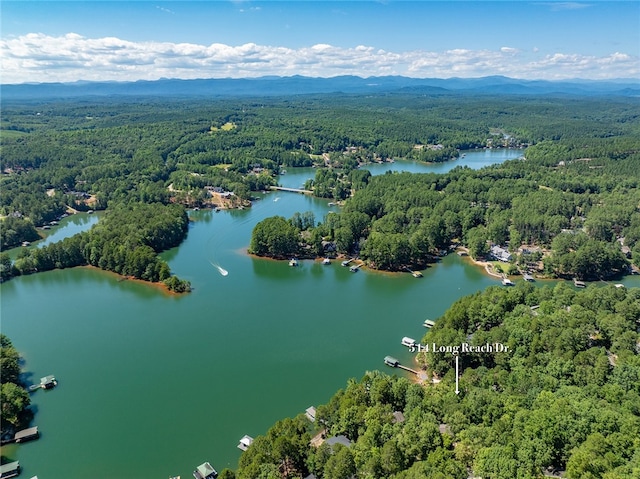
[4,148,636,478]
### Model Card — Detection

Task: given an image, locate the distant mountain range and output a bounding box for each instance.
[2,75,639,100]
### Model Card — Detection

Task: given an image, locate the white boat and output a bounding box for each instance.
[289,258,298,267]
[502,278,515,286]
[322,258,331,265]
[423,320,435,328]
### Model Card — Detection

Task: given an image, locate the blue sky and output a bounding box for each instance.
[1,1,638,83]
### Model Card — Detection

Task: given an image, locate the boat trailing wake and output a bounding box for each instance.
[210,261,229,277]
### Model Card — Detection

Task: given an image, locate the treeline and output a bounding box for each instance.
[2,93,639,279]
[3,94,636,232]
[0,335,32,431]
[0,216,41,250]
[1,203,191,292]
[233,283,640,479]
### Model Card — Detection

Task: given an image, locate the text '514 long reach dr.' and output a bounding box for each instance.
[410,342,510,353]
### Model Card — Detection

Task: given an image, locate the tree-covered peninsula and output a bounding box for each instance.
[251,135,640,280]
[1,203,191,292]
[231,283,640,479]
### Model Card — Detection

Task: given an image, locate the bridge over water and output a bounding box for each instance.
[269,186,313,195]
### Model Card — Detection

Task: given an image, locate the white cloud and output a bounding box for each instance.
[541,2,592,11]
[0,33,637,84]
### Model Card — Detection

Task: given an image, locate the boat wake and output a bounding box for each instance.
[210,261,229,277]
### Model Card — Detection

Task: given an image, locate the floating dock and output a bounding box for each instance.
[0,461,20,479]
[573,278,586,288]
[384,356,399,367]
[305,406,317,422]
[29,375,57,392]
[384,356,419,375]
[238,435,254,451]
[401,337,416,348]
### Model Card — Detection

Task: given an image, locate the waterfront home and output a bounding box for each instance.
[326,435,352,449]
[0,461,20,479]
[193,462,217,479]
[490,245,512,262]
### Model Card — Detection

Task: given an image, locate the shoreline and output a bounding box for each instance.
[455,247,504,279]
[79,265,185,296]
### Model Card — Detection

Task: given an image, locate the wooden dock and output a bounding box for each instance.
[397,364,419,375]
[384,356,419,376]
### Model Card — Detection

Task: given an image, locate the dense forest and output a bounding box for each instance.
[250,141,640,280]
[0,335,32,433]
[229,283,640,479]
[2,92,640,283]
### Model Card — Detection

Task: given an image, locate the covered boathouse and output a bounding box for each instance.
[0,461,20,479]
[14,426,39,443]
[193,462,217,479]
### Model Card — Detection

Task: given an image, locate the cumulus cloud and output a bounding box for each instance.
[0,33,637,84]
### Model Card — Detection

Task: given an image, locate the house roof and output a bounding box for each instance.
[326,435,352,448]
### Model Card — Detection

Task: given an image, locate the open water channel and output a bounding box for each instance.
[3,149,637,478]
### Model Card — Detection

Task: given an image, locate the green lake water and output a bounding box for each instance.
[3,149,638,478]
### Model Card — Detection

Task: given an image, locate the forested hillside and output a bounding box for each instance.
[231,283,640,479]
[2,92,640,284]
